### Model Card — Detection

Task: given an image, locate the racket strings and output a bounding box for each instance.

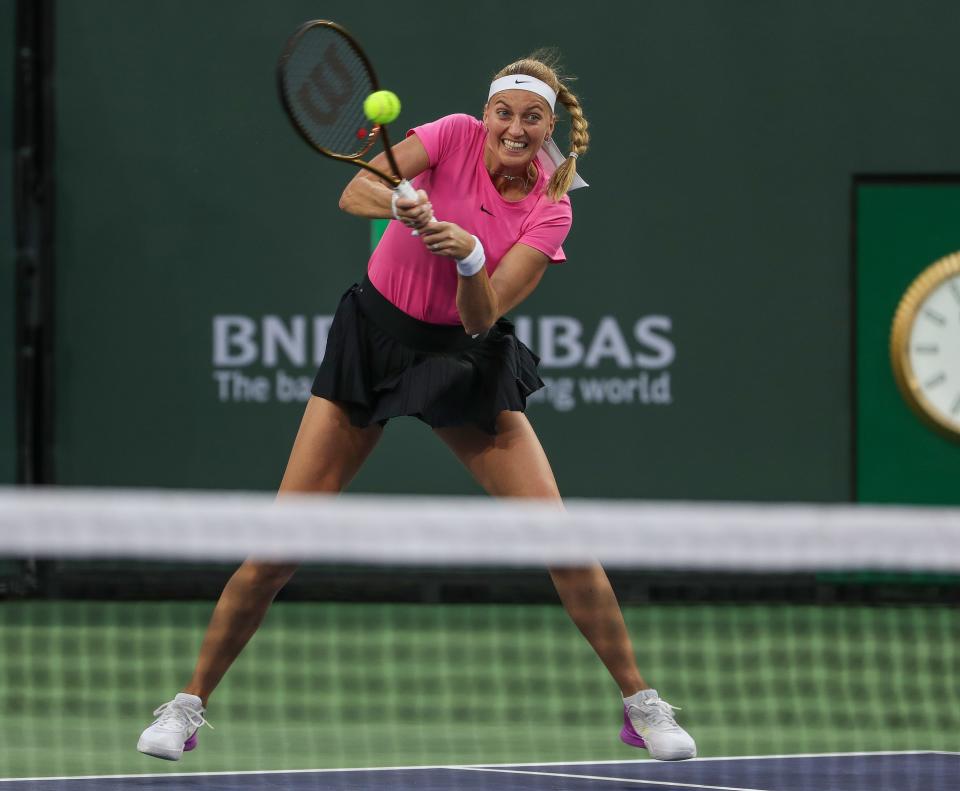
[282,28,374,157]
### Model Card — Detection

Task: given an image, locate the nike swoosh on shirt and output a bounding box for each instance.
[480,204,495,216]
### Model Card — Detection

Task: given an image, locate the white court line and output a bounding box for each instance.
[3,765,478,784]
[0,751,949,783]
[461,749,948,767]
[457,766,770,791]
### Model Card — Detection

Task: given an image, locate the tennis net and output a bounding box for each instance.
[0,488,957,790]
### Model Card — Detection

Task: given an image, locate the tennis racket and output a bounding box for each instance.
[277,20,418,203]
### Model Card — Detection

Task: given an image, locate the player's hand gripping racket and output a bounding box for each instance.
[277,20,419,206]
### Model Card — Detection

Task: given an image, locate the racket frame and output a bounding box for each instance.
[277,19,408,190]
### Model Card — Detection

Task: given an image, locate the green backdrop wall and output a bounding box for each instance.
[49,0,960,499]
[1,0,15,484]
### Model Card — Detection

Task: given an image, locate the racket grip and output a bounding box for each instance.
[394,179,418,201]
[394,179,437,236]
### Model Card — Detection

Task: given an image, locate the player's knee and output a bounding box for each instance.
[242,561,298,592]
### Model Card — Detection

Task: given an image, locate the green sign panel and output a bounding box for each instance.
[855,182,960,504]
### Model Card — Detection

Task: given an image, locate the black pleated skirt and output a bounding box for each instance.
[311,277,544,434]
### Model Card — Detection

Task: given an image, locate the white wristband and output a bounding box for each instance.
[456,236,485,277]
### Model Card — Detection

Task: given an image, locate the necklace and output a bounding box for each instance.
[491,167,534,189]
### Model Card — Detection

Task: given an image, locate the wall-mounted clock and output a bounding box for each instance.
[890,251,960,442]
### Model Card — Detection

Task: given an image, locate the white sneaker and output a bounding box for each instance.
[620,689,696,761]
[137,693,211,761]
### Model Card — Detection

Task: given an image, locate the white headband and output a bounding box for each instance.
[488,75,557,110]
[486,73,589,191]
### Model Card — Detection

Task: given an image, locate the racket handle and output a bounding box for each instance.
[394,179,437,236]
[394,179,418,201]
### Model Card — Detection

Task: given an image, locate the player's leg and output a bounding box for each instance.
[185,396,383,703]
[433,411,695,760]
[138,397,382,760]
[433,411,645,694]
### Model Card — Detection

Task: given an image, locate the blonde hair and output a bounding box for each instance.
[491,49,589,201]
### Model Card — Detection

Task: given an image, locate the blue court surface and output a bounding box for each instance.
[2,753,957,791]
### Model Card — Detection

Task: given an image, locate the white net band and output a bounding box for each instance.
[1,488,958,571]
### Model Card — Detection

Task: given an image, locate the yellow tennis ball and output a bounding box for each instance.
[363,90,401,125]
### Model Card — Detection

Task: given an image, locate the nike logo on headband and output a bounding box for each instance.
[514,79,529,84]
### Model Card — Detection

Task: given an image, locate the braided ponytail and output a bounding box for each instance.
[547,84,589,201]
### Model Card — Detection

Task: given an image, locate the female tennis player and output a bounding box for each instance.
[138,53,696,763]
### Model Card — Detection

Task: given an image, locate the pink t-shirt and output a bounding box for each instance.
[367,114,573,325]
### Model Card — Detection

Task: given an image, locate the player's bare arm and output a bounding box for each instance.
[338,136,431,220]
[416,200,549,333]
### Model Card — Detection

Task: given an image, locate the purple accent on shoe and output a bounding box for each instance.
[183,731,198,752]
[619,708,646,749]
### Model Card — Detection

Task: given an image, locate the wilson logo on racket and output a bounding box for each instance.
[297,45,354,125]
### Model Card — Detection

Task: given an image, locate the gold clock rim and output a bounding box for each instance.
[889,250,960,443]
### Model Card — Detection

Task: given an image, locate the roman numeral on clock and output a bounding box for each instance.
[950,279,960,306]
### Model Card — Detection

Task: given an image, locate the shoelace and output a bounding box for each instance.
[634,698,682,730]
[152,701,214,732]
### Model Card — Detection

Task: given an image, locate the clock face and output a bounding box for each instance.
[891,251,960,441]
[907,274,960,430]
